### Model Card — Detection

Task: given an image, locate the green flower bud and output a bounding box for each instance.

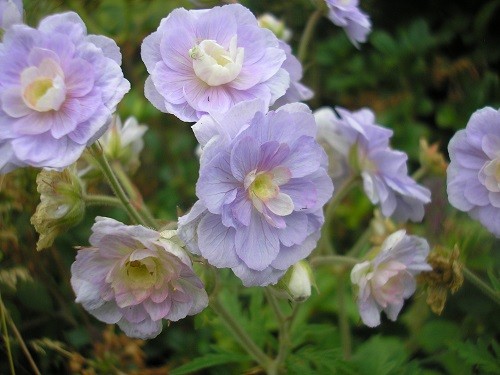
[274,261,314,302]
[31,167,85,251]
[258,13,292,42]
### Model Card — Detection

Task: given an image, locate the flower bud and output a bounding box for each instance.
[369,209,397,246]
[419,138,447,176]
[99,115,148,174]
[258,13,292,42]
[31,167,85,251]
[275,261,314,302]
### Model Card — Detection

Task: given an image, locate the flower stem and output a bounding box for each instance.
[0,293,15,375]
[0,297,41,375]
[411,166,428,182]
[310,255,360,268]
[338,274,352,360]
[298,5,326,63]
[89,143,146,226]
[111,161,158,229]
[211,298,272,370]
[463,267,500,306]
[319,176,359,254]
[83,194,122,208]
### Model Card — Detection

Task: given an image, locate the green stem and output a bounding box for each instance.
[463,267,500,306]
[83,194,122,208]
[338,274,352,359]
[211,298,272,369]
[412,166,428,182]
[112,162,158,229]
[89,144,146,226]
[319,176,359,254]
[0,293,15,375]
[298,8,325,63]
[0,298,41,375]
[264,289,285,324]
[310,255,359,268]
[268,300,299,375]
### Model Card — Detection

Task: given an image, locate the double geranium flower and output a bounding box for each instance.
[141,4,311,123]
[178,102,333,286]
[0,12,130,173]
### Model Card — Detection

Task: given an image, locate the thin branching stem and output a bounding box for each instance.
[0,293,15,375]
[89,143,146,226]
[463,267,500,306]
[211,298,272,370]
[0,298,41,375]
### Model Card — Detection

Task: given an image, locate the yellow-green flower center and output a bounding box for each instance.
[250,172,278,201]
[125,259,157,289]
[24,78,54,107]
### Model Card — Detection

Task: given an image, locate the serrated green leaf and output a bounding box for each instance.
[170,353,250,375]
[452,339,500,374]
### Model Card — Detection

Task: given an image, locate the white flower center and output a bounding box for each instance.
[244,167,294,216]
[479,158,500,193]
[21,58,66,112]
[189,36,244,86]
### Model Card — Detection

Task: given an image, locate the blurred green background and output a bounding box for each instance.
[1,0,499,374]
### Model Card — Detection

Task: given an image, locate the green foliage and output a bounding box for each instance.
[452,339,500,374]
[171,352,251,375]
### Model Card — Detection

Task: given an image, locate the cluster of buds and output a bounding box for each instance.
[418,245,464,315]
[31,167,85,251]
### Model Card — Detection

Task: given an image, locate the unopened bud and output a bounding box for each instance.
[419,138,448,176]
[275,261,314,302]
[100,115,148,174]
[31,166,85,251]
[258,13,292,42]
[370,209,397,246]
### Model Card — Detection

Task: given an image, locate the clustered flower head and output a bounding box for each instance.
[141,4,314,122]
[71,217,209,339]
[325,0,371,47]
[178,101,333,286]
[0,12,130,173]
[351,230,432,327]
[0,0,22,31]
[315,106,431,222]
[447,106,500,237]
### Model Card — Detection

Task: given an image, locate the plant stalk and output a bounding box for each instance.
[463,267,500,306]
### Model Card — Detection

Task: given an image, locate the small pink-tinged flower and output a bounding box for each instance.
[71,217,208,339]
[350,230,431,327]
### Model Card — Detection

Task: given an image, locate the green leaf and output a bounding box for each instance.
[352,335,409,375]
[417,320,462,352]
[452,339,500,374]
[170,353,250,375]
[17,280,53,313]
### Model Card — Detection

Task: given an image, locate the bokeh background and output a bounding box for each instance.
[1,0,499,373]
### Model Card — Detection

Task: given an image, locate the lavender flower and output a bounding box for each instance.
[178,102,333,286]
[273,41,313,107]
[447,106,500,237]
[71,217,208,339]
[315,107,431,222]
[325,0,371,47]
[0,12,130,172]
[0,0,22,31]
[351,230,431,327]
[141,4,290,122]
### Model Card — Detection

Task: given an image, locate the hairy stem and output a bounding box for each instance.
[463,267,500,306]
[310,255,360,268]
[0,293,15,375]
[111,162,158,229]
[319,176,359,254]
[338,274,352,359]
[83,194,122,208]
[211,298,272,370]
[89,143,146,226]
[298,8,324,63]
